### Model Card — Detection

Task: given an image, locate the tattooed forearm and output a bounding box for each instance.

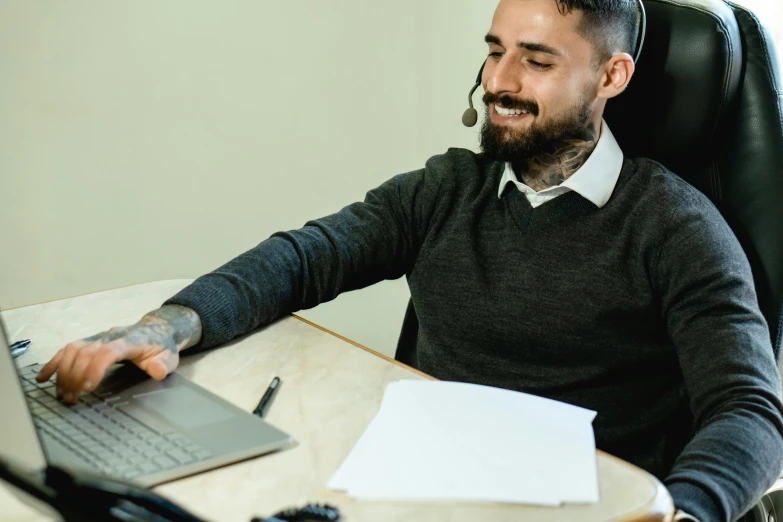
[81,306,201,354]
[140,305,203,351]
[82,323,180,355]
[514,124,598,192]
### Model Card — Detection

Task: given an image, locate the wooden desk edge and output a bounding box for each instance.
[291,314,675,522]
[616,480,674,522]
[291,313,434,380]
[600,454,674,522]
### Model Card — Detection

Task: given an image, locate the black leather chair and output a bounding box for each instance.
[395,1,783,519]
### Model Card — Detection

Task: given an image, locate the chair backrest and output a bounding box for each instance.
[395,0,783,366]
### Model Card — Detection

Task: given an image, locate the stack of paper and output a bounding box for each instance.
[328,380,599,506]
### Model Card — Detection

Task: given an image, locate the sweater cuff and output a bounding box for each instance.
[163,279,236,352]
[666,481,722,522]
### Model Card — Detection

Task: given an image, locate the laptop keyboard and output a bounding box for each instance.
[19,364,213,481]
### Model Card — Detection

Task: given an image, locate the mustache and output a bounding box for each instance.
[482,93,539,117]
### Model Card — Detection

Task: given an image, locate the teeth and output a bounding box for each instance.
[495,105,528,117]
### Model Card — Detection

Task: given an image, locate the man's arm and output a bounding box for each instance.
[39,165,437,398]
[163,168,433,351]
[652,189,783,522]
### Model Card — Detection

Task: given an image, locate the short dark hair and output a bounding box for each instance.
[555,0,641,64]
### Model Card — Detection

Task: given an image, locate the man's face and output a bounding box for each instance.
[480,0,602,162]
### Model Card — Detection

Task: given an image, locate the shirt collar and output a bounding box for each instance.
[497,119,624,208]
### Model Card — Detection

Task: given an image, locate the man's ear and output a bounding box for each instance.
[597,53,635,100]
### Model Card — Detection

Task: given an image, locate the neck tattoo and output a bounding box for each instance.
[512,125,598,192]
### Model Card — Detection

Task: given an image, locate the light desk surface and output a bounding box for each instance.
[1,280,673,522]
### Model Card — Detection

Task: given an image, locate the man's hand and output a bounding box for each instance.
[36,305,202,404]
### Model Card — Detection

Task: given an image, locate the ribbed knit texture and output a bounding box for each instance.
[166,149,783,521]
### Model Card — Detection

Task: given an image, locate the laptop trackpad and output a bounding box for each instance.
[131,387,234,429]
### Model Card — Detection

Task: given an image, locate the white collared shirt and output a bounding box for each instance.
[497,120,624,208]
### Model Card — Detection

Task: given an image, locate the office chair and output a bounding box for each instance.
[396,0,783,519]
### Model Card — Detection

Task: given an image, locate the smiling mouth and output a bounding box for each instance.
[494,104,531,117]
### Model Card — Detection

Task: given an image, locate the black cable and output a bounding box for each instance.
[251,503,340,522]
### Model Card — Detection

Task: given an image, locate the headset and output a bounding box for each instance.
[462,0,648,127]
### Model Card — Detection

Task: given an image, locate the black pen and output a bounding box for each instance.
[9,339,31,350]
[253,377,281,418]
[9,339,31,358]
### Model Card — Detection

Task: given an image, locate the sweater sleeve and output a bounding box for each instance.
[163,168,432,351]
[652,189,783,522]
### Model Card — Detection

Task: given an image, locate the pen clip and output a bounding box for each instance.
[11,345,29,358]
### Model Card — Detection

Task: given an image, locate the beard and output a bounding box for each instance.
[479,92,594,163]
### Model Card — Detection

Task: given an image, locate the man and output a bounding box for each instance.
[37,0,783,520]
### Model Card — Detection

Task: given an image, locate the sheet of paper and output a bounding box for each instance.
[328,380,599,505]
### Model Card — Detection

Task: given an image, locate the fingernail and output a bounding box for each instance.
[64,393,73,402]
[83,380,93,391]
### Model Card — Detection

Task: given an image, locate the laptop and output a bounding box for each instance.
[0,316,294,488]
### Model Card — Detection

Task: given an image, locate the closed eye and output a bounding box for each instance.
[529,60,553,70]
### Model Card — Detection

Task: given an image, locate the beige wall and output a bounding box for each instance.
[0,1,495,357]
[1,1,781,357]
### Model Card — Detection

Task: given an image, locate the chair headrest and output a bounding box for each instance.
[604,0,743,191]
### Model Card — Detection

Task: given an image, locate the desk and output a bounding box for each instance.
[2,280,674,522]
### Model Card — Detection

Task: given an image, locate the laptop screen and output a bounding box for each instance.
[0,316,47,470]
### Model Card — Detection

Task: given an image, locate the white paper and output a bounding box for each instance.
[328,380,599,505]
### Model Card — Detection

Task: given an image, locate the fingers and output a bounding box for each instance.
[66,350,94,394]
[36,349,65,383]
[54,343,82,401]
[33,324,178,404]
[137,350,180,381]
[37,339,125,404]
[80,346,124,393]
[37,339,91,391]
[62,343,127,403]
[70,345,121,400]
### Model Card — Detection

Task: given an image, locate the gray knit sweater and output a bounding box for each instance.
[166,149,783,521]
